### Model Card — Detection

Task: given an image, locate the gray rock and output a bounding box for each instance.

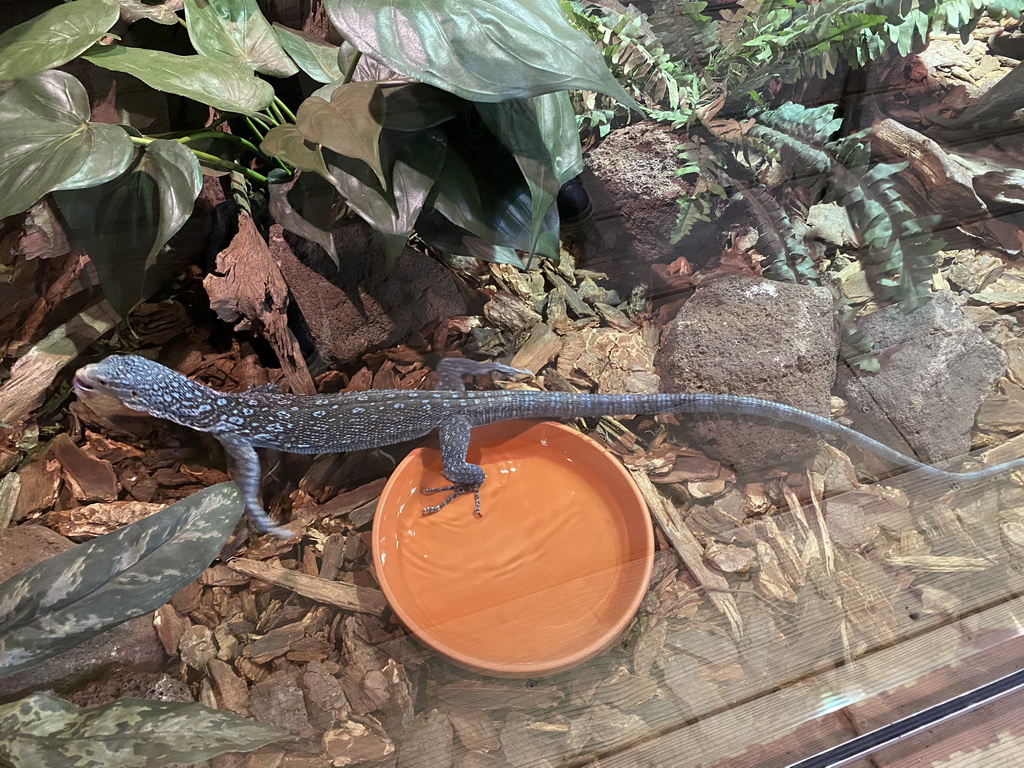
[655,276,839,474]
[0,525,167,703]
[580,122,691,266]
[839,291,1006,463]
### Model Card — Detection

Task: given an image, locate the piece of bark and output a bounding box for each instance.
[509,324,563,374]
[322,718,395,767]
[0,472,20,529]
[436,680,564,712]
[285,636,333,663]
[204,211,315,395]
[397,710,454,768]
[51,500,164,539]
[154,604,191,657]
[246,622,306,664]
[248,670,315,738]
[319,533,346,581]
[318,478,387,520]
[14,458,61,522]
[227,558,387,616]
[179,624,217,672]
[0,299,119,427]
[448,706,500,753]
[48,433,119,503]
[201,564,251,587]
[629,469,742,636]
[303,660,349,715]
[208,658,250,715]
[593,666,658,710]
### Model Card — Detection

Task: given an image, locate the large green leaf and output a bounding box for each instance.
[378,83,464,132]
[53,140,202,316]
[533,90,584,184]
[430,133,559,259]
[323,0,638,105]
[183,0,297,78]
[272,23,342,83]
[0,71,133,220]
[82,45,275,116]
[117,0,185,26]
[326,130,448,266]
[268,171,339,263]
[416,208,526,266]
[477,98,567,256]
[295,81,386,186]
[0,693,285,768]
[0,0,120,81]
[261,124,334,181]
[0,484,242,678]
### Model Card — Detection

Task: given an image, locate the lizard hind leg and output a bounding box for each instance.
[422,416,486,516]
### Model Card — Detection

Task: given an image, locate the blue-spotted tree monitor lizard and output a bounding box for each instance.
[73,355,1024,538]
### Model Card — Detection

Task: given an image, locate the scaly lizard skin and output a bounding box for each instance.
[73,355,1023,538]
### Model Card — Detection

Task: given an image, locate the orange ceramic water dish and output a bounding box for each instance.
[373,420,655,677]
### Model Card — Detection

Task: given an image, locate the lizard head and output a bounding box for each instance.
[73,355,193,418]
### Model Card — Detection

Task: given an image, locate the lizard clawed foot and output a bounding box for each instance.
[421,484,483,516]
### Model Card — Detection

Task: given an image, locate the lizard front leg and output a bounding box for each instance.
[218,434,295,539]
[435,357,531,392]
[422,416,486,516]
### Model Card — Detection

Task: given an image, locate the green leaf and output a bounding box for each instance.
[430,135,559,259]
[416,208,526,266]
[117,0,185,26]
[377,82,464,132]
[296,82,386,186]
[0,693,285,767]
[268,172,339,263]
[53,140,202,316]
[533,91,584,184]
[183,0,298,78]
[477,99,562,257]
[0,0,119,81]
[82,45,275,117]
[272,23,342,83]
[323,0,639,106]
[325,130,448,267]
[0,483,243,678]
[260,123,333,182]
[0,71,133,220]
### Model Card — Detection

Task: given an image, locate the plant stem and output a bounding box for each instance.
[245,117,266,141]
[129,136,268,184]
[267,100,287,125]
[342,50,362,85]
[273,96,297,123]
[248,114,273,133]
[177,130,264,158]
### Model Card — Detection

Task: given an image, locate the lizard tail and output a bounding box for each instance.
[493,391,1024,483]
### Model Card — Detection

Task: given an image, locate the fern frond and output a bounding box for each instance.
[671,138,728,242]
[727,178,818,284]
[749,102,943,309]
[563,0,682,108]
[935,0,1023,39]
[648,0,719,76]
